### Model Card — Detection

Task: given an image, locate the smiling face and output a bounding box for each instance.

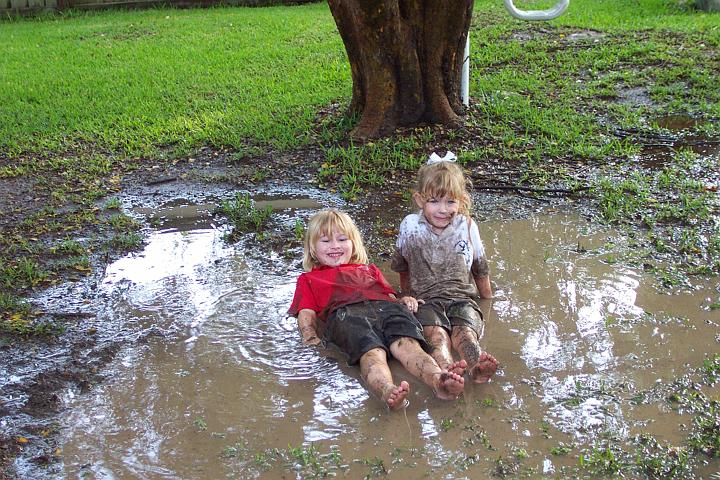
[314,228,354,267]
[302,210,368,271]
[414,193,460,234]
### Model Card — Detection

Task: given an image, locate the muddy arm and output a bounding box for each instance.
[399,271,411,296]
[474,275,493,299]
[297,309,321,346]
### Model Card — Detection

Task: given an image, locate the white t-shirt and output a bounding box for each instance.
[391,212,489,301]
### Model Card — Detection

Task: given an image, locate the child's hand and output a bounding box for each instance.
[303,335,322,346]
[300,326,321,346]
[399,296,424,313]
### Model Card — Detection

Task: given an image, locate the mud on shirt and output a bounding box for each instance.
[288,263,397,322]
[391,213,490,301]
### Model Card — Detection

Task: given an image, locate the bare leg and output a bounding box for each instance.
[423,326,452,367]
[359,348,410,410]
[451,326,498,383]
[424,326,467,376]
[423,325,453,367]
[423,325,467,376]
[390,337,464,400]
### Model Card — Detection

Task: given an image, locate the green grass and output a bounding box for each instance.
[485,0,720,30]
[700,354,720,385]
[0,257,48,289]
[1,5,718,475]
[0,4,347,156]
[549,0,720,31]
[105,232,143,250]
[590,147,719,279]
[217,192,274,240]
[1,0,719,330]
[466,0,720,169]
[210,354,720,478]
[318,135,429,200]
[1,1,717,159]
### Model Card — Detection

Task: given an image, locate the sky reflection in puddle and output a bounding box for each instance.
[58,205,720,479]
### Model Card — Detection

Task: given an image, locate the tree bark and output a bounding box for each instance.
[327,0,473,140]
[695,0,720,11]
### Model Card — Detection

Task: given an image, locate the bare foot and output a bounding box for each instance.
[384,381,410,410]
[433,371,464,400]
[469,352,498,384]
[447,359,468,377]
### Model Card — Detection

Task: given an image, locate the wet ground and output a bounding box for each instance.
[1,115,719,478]
[4,182,717,478]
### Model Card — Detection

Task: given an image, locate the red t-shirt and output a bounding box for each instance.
[288,263,397,321]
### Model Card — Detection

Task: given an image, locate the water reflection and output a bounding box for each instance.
[58,209,720,479]
[102,228,235,317]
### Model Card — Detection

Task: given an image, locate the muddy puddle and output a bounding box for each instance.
[633,114,720,166]
[40,194,718,479]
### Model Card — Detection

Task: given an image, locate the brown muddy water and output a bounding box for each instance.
[49,194,720,479]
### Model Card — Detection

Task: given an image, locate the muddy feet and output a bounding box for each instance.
[433,371,465,400]
[384,381,410,410]
[447,359,468,377]
[469,352,498,384]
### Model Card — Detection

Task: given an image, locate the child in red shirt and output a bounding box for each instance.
[289,209,465,409]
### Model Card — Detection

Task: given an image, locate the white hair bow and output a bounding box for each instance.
[427,151,457,165]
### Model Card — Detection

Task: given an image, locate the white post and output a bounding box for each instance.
[461,34,470,107]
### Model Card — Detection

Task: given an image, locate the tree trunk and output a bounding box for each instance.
[327,0,473,140]
[695,0,720,11]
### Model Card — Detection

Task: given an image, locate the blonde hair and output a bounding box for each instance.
[302,209,368,271]
[415,161,472,217]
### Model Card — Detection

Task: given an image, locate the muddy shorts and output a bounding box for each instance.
[415,298,485,337]
[325,300,430,365]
